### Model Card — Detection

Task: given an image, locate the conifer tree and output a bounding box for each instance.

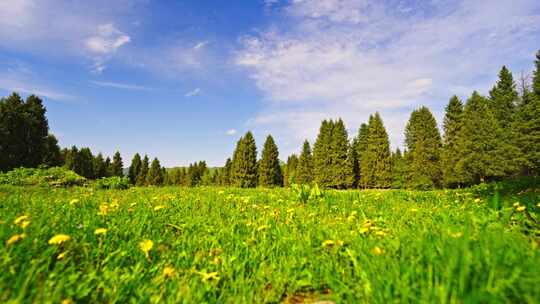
[93,153,108,178]
[42,134,63,167]
[221,158,232,186]
[513,50,540,175]
[296,140,314,185]
[111,151,123,177]
[75,148,94,178]
[104,157,112,177]
[136,155,149,186]
[231,132,258,188]
[345,140,359,189]
[258,135,283,187]
[313,120,334,187]
[284,154,298,187]
[146,157,164,185]
[128,153,142,184]
[456,92,520,184]
[355,122,369,187]
[441,96,464,187]
[360,113,392,188]
[489,66,518,128]
[404,106,442,189]
[64,146,79,173]
[391,148,406,189]
[330,119,350,189]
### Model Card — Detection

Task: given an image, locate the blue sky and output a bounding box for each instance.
[1,0,540,167]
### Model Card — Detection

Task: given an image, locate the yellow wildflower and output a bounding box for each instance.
[48,234,71,245]
[516,206,526,212]
[61,299,74,304]
[200,271,220,282]
[14,215,29,226]
[450,232,463,238]
[322,240,344,248]
[94,228,107,235]
[57,251,68,260]
[20,220,30,229]
[153,205,166,211]
[474,198,481,203]
[6,233,25,246]
[139,239,153,258]
[372,246,384,256]
[69,199,79,205]
[163,266,176,279]
[513,202,520,207]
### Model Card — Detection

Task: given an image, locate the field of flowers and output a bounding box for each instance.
[1,184,539,303]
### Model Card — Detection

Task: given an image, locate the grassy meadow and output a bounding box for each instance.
[1,183,539,303]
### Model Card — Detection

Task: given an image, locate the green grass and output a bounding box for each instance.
[1,184,539,303]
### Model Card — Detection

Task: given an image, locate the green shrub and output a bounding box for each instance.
[0,167,85,187]
[93,176,131,190]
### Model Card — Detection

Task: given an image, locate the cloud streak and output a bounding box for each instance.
[90,80,151,91]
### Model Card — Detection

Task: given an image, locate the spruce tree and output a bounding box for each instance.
[456,92,520,184]
[360,113,392,188]
[284,154,299,186]
[404,106,442,189]
[231,132,258,188]
[345,140,359,189]
[313,120,334,187]
[513,51,540,174]
[111,151,123,177]
[146,157,164,186]
[221,158,232,186]
[128,153,142,184]
[441,96,464,187]
[330,119,350,189]
[93,153,108,178]
[258,135,283,187]
[64,146,79,173]
[104,157,112,177]
[355,122,369,188]
[78,147,95,179]
[42,134,63,167]
[391,148,406,189]
[489,66,518,128]
[136,155,149,186]
[296,140,314,185]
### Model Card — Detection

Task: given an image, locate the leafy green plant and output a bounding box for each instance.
[0,167,85,187]
[93,176,131,190]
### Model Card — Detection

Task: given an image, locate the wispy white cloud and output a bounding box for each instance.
[193,41,209,50]
[90,80,151,91]
[85,23,131,73]
[185,88,201,97]
[226,129,237,136]
[237,0,540,154]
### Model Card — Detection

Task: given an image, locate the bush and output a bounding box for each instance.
[0,167,86,187]
[94,176,131,190]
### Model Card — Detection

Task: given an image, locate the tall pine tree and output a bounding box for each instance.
[231,132,258,188]
[330,119,350,189]
[489,66,518,128]
[441,96,464,187]
[360,113,392,188]
[313,120,334,187]
[296,140,314,185]
[456,92,519,184]
[284,154,298,187]
[258,135,283,187]
[128,153,142,184]
[136,155,149,186]
[111,151,123,177]
[146,157,164,186]
[404,106,442,189]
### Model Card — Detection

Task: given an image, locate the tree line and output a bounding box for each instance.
[215,51,540,189]
[1,51,539,189]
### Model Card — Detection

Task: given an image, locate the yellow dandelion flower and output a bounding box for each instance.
[200,271,220,282]
[14,215,29,225]
[48,234,71,245]
[322,240,335,248]
[69,199,79,205]
[474,198,481,203]
[516,206,526,212]
[57,251,68,260]
[163,266,176,278]
[372,246,384,256]
[6,233,25,246]
[153,205,166,211]
[20,220,30,229]
[94,228,107,235]
[513,202,520,207]
[359,227,370,234]
[61,299,74,304]
[139,239,153,258]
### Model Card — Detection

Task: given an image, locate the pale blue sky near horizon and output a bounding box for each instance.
[1,0,539,167]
